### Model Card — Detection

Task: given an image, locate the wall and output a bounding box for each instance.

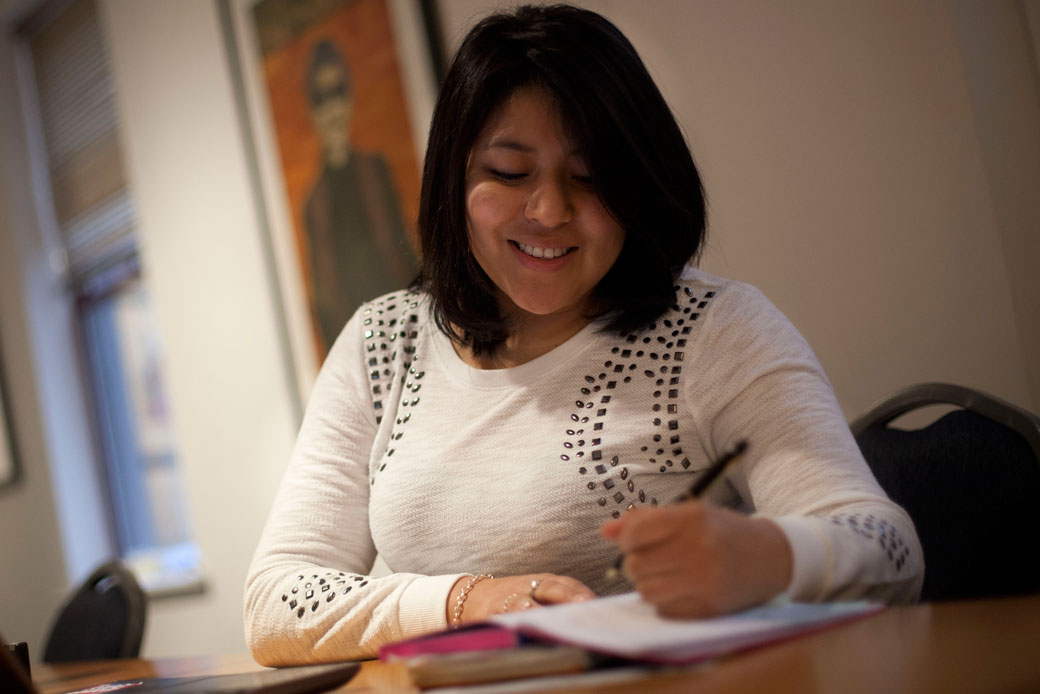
[0,0,108,658]
[0,0,1037,660]
[99,0,299,657]
[0,63,68,658]
[439,0,1039,417]
[950,0,1040,410]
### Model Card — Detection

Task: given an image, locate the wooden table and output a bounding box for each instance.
[35,594,1040,693]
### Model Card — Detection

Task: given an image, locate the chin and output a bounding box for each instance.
[511,295,586,319]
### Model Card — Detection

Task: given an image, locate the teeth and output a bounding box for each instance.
[518,242,570,259]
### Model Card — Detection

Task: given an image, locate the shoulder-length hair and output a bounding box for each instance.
[415,4,706,355]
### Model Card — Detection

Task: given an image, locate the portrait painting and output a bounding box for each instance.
[250,0,424,360]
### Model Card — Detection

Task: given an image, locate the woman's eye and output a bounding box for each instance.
[573,174,594,187]
[489,169,526,182]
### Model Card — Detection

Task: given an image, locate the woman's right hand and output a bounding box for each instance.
[446,573,595,625]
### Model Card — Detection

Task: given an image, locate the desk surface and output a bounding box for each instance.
[35,594,1040,694]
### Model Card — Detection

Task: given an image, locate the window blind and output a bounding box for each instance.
[24,0,137,284]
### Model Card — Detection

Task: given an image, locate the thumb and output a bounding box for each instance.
[599,514,630,540]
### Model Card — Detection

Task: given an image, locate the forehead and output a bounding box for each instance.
[474,86,577,150]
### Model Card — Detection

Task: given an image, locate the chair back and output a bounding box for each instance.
[43,559,146,662]
[851,383,1040,602]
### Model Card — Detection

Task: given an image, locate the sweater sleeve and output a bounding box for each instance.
[244,309,466,664]
[686,282,923,603]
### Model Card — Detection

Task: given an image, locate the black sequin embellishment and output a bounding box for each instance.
[361,291,423,483]
[572,282,717,515]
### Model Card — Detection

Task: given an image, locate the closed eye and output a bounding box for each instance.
[489,168,527,182]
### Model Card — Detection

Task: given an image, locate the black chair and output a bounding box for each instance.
[43,559,146,662]
[851,383,1040,602]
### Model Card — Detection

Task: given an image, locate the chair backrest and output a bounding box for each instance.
[42,559,146,662]
[851,383,1040,602]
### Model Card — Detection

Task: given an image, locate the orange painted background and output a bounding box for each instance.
[257,0,422,352]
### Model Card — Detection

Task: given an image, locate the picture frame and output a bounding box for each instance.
[219,0,443,413]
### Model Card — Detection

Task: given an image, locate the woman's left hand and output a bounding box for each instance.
[600,502,793,618]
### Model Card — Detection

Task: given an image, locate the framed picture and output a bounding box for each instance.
[0,337,19,490]
[220,0,442,408]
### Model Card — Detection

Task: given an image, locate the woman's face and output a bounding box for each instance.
[464,86,625,323]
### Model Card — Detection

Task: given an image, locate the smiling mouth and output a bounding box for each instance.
[511,240,575,259]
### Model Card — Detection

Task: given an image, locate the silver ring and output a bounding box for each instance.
[529,578,543,602]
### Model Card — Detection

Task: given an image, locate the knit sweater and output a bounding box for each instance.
[244,269,923,665]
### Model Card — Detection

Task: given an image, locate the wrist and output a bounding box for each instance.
[447,573,494,627]
[751,518,794,598]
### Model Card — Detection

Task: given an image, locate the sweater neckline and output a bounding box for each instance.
[428,313,602,388]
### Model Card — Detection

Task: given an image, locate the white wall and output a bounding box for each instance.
[0,0,1037,661]
[99,0,299,657]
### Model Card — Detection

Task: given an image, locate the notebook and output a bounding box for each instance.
[381,592,883,665]
[1,634,359,694]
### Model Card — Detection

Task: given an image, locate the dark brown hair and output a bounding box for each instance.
[415,4,707,355]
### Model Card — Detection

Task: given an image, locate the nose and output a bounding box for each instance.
[524,175,573,228]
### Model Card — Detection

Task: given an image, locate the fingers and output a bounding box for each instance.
[501,592,534,613]
[630,570,725,619]
[623,536,702,582]
[599,516,625,539]
[602,505,795,620]
[601,505,696,554]
[529,574,595,605]
[462,574,595,622]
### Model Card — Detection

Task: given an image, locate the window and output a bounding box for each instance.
[16,0,201,595]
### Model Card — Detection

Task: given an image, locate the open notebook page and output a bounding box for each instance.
[488,592,880,663]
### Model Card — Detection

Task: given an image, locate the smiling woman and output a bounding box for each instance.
[461,86,626,365]
[415,5,706,362]
[244,3,922,665]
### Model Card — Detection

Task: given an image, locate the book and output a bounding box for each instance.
[380,592,882,666]
[404,646,593,689]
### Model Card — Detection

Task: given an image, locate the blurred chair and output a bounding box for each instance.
[43,559,146,662]
[851,382,1040,602]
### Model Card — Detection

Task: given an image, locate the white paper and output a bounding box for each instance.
[489,593,880,662]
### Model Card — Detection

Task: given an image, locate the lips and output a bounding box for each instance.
[512,240,575,259]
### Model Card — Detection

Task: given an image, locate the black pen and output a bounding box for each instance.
[606,439,749,579]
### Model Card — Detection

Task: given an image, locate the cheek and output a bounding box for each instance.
[465,188,497,265]
[585,207,626,262]
[466,185,513,238]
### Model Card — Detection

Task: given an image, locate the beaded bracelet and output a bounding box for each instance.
[450,573,493,628]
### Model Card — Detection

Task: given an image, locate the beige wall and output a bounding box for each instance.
[0,0,1037,659]
[950,0,1040,411]
[100,0,300,657]
[0,75,68,658]
[440,0,1039,417]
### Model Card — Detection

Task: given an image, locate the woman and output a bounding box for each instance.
[245,4,922,664]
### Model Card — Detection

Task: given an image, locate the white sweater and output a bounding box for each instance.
[244,269,922,664]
